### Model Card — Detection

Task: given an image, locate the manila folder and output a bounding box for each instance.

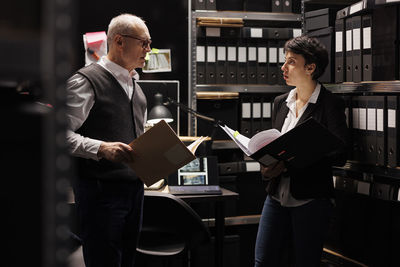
[128,120,196,187]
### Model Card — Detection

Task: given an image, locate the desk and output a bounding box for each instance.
[153,187,239,267]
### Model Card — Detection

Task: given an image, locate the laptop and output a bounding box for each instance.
[167,156,222,195]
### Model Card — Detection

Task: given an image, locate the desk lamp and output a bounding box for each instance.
[147,93,174,124]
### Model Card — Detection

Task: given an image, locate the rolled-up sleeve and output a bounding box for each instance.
[65,74,102,160]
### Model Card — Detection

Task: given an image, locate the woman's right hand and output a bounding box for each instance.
[260,161,285,180]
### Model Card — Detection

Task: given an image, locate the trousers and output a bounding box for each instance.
[73,178,144,267]
[254,195,332,267]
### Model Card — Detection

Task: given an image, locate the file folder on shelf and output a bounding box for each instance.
[205,0,216,10]
[271,0,282,12]
[224,27,241,84]
[196,27,206,84]
[376,96,386,166]
[242,28,259,84]
[216,45,227,84]
[351,97,361,161]
[196,45,206,84]
[220,117,345,168]
[257,45,268,84]
[387,95,399,168]
[240,96,252,138]
[237,37,248,84]
[361,14,372,81]
[365,96,377,165]
[352,16,362,83]
[268,41,279,85]
[345,17,353,82]
[335,19,345,83]
[206,45,216,84]
[282,0,293,13]
[358,96,368,163]
[193,0,206,10]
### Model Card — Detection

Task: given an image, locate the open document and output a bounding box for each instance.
[220,118,345,168]
[128,120,207,187]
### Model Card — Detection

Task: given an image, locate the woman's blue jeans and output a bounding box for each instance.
[254,195,333,267]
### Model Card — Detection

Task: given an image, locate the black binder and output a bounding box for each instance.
[192,0,206,10]
[340,95,353,160]
[282,0,292,13]
[361,14,372,81]
[278,42,286,85]
[250,118,345,168]
[351,96,361,161]
[216,45,227,84]
[267,42,278,85]
[252,97,262,135]
[257,44,268,84]
[365,96,377,165]
[237,45,248,84]
[358,96,368,163]
[243,27,258,84]
[271,0,282,12]
[196,27,206,84]
[240,96,252,138]
[376,96,387,166]
[261,97,272,130]
[335,19,345,83]
[206,39,217,84]
[345,17,353,82]
[387,95,399,168]
[205,0,216,10]
[352,16,362,83]
[224,28,241,84]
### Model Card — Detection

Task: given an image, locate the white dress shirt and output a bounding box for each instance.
[66,56,144,161]
[272,83,321,207]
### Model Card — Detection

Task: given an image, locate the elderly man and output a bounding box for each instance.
[66,14,151,267]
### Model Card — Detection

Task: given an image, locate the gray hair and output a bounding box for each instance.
[107,14,145,46]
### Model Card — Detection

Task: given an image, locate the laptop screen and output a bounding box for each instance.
[168,156,219,186]
[178,157,208,185]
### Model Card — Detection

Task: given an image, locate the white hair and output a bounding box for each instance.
[107,14,145,46]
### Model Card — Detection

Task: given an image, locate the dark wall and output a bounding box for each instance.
[75,0,189,135]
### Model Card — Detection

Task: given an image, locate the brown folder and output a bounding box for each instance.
[128,120,206,187]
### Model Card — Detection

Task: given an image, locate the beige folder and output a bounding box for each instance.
[128,120,206,187]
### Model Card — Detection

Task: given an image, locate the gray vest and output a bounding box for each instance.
[76,63,147,181]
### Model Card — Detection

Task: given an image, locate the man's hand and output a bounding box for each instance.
[260,161,285,180]
[97,142,135,163]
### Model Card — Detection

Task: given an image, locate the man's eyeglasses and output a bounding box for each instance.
[120,34,152,49]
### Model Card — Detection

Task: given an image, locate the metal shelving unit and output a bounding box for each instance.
[188,8,301,135]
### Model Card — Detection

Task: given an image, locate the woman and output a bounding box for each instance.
[254,36,349,267]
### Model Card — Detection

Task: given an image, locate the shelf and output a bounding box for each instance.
[326,81,400,94]
[333,161,400,182]
[303,0,358,4]
[196,84,293,93]
[192,10,301,22]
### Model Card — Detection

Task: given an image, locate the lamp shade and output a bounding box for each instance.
[147,93,174,124]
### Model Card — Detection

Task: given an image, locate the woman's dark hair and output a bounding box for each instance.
[284,35,329,80]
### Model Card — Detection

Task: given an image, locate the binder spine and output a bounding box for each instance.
[335,19,345,83]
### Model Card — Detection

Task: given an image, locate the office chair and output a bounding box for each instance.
[136,191,211,267]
